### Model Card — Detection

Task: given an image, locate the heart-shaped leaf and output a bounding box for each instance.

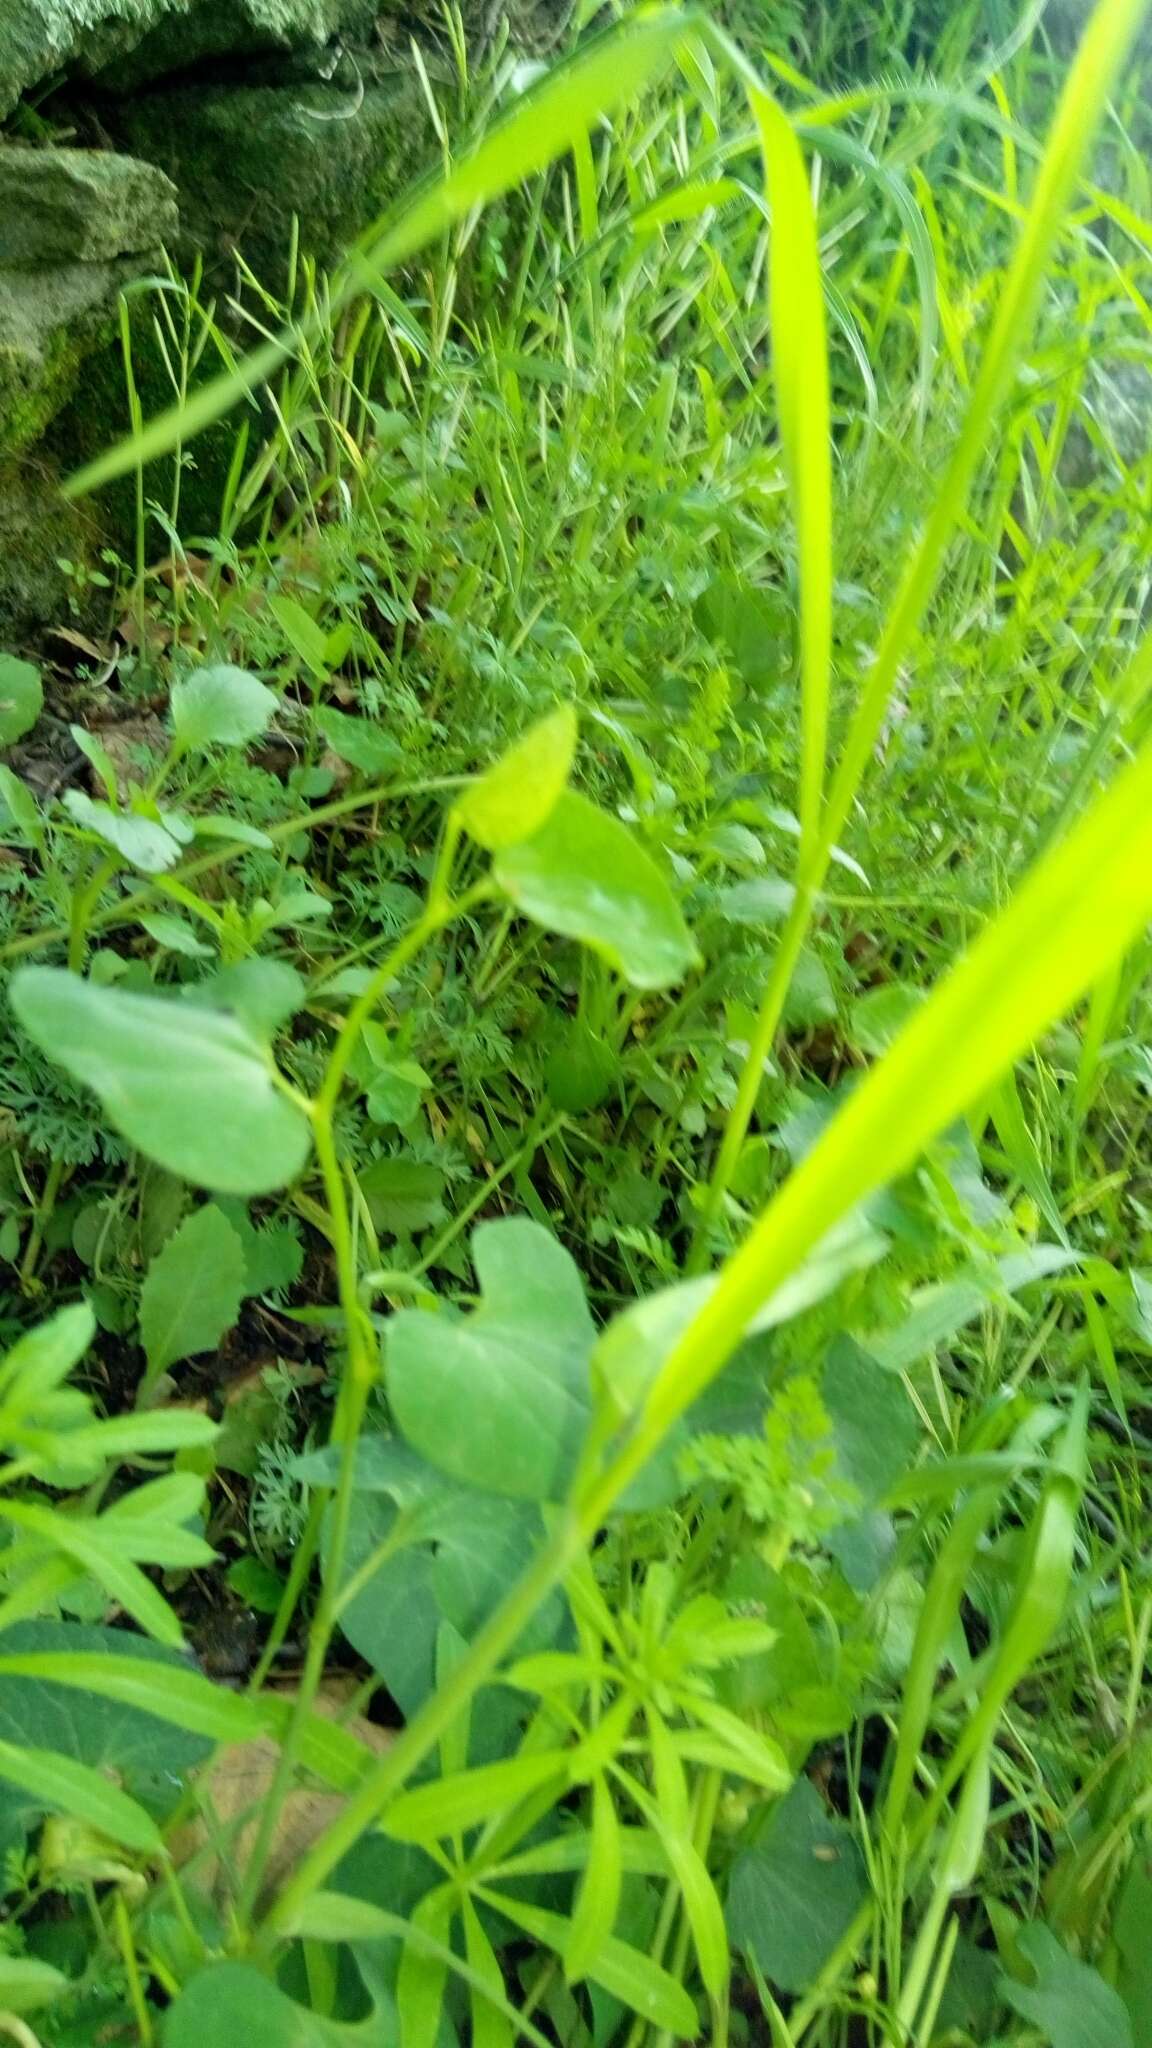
[10,969,312,1195]
[388,1219,594,1501]
[458,705,577,850]
[493,791,698,989]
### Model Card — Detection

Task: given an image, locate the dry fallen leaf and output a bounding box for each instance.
[171,1683,392,1904]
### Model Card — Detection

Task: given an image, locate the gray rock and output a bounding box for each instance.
[0,149,178,267]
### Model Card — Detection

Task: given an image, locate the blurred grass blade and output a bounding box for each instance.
[820,0,1151,856]
[731,56,833,855]
[65,8,697,498]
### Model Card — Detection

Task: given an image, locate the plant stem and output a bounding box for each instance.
[237,877,486,1926]
[686,876,816,1273]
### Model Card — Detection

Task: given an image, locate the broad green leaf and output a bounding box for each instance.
[478,1888,698,2037]
[0,1736,161,1853]
[316,707,403,777]
[384,1751,568,1845]
[165,1960,375,2045]
[0,1646,373,1793]
[10,970,312,1196]
[1003,1924,1134,2048]
[196,958,306,1037]
[63,791,185,873]
[0,1627,212,1872]
[727,1780,867,1994]
[0,1953,68,2015]
[493,791,698,990]
[822,1336,918,1505]
[359,1155,445,1236]
[388,1219,594,1501]
[333,1459,561,1726]
[458,705,578,851]
[0,654,42,747]
[139,1204,247,1387]
[170,664,277,756]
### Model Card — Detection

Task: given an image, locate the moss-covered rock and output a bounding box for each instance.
[0,1,167,119]
[0,257,151,450]
[0,1,387,116]
[0,148,177,267]
[110,75,430,284]
[93,0,380,92]
[0,457,102,648]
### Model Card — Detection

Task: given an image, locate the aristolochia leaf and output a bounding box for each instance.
[493,791,698,990]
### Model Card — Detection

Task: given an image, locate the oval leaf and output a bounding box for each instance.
[9,969,312,1196]
[388,1219,594,1502]
[170,664,277,755]
[0,654,42,747]
[493,791,698,989]
[459,705,578,851]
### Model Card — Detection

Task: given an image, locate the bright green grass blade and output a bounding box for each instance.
[634,685,1152,1447]
[717,36,832,856]
[819,0,1151,859]
[65,8,698,499]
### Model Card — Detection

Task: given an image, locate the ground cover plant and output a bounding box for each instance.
[0,0,1150,2041]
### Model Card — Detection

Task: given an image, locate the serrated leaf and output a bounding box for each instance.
[388,1218,594,1501]
[0,655,42,747]
[139,1204,247,1386]
[459,705,578,850]
[493,790,698,990]
[170,664,277,755]
[10,970,313,1196]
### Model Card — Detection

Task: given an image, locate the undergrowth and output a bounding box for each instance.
[0,0,1149,2043]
